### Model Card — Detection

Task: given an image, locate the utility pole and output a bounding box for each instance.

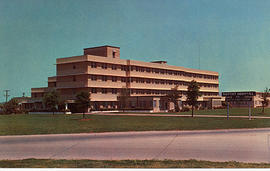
[227,102,229,120]
[3,90,10,103]
[198,42,201,69]
[249,101,251,120]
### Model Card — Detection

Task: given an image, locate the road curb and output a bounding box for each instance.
[2,127,270,138]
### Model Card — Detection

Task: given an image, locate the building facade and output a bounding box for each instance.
[31,45,222,112]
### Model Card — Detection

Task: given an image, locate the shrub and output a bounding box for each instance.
[2,99,19,114]
[181,107,190,112]
[213,106,226,109]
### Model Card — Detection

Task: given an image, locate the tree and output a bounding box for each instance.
[2,98,19,114]
[166,85,182,112]
[75,91,91,119]
[262,87,270,114]
[186,80,201,117]
[42,90,60,115]
[0,103,3,112]
[117,87,130,112]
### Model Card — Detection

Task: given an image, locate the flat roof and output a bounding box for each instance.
[84,45,120,50]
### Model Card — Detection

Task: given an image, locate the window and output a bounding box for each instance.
[112,89,117,94]
[112,77,117,82]
[73,76,76,82]
[112,65,117,70]
[137,78,144,83]
[73,65,76,69]
[121,65,126,71]
[121,77,126,82]
[101,76,107,81]
[90,75,97,81]
[153,100,157,107]
[91,88,97,93]
[91,62,97,68]
[101,63,107,69]
[113,52,116,58]
[102,88,107,94]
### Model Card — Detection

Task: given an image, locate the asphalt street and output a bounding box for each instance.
[1,128,270,163]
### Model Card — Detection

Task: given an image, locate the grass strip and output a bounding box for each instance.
[0,158,270,168]
[1,114,270,135]
[117,107,270,116]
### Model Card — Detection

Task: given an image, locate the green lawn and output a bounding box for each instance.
[178,107,270,116]
[116,107,270,116]
[0,158,269,168]
[1,114,270,135]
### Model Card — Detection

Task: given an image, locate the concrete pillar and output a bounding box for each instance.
[153,97,160,112]
[65,103,68,110]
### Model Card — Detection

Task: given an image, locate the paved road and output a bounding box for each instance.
[93,113,270,119]
[1,128,270,163]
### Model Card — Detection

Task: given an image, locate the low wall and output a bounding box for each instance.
[29,112,72,115]
[90,110,120,113]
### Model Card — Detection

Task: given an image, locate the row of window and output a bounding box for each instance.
[89,88,219,96]
[87,62,218,80]
[88,75,219,88]
[91,101,150,109]
[230,101,253,105]
[32,90,218,98]
[91,101,118,109]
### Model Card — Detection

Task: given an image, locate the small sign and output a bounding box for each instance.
[222,91,256,96]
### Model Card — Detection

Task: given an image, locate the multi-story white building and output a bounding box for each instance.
[31,45,222,112]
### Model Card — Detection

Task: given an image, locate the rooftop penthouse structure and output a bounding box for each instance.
[30,45,222,112]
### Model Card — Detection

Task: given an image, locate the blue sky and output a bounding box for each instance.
[1,0,270,102]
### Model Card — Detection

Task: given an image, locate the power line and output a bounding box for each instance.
[3,90,10,103]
